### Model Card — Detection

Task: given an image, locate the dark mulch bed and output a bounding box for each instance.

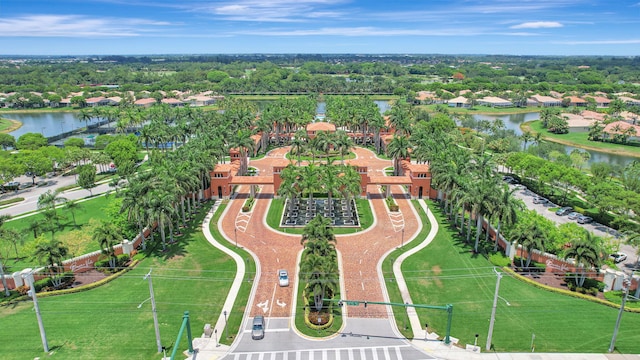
[70,269,108,288]
[518,270,606,300]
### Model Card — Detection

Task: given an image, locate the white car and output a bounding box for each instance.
[278,269,289,287]
[610,252,627,264]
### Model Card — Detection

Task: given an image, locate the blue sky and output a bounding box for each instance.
[0,0,638,56]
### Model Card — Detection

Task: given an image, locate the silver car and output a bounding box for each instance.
[278,269,289,287]
[252,316,264,340]
[567,212,580,220]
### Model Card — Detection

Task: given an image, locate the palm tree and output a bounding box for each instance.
[564,233,602,288]
[146,188,177,251]
[492,186,522,251]
[333,129,354,164]
[93,221,123,269]
[520,130,533,150]
[314,130,335,163]
[387,135,411,176]
[64,200,80,227]
[290,129,307,165]
[37,190,67,224]
[76,107,93,129]
[32,239,69,288]
[228,128,256,175]
[338,165,362,216]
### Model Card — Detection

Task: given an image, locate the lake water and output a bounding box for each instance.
[5,108,636,166]
[5,112,101,138]
[472,112,637,167]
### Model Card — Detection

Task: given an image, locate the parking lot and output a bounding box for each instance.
[510,184,638,271]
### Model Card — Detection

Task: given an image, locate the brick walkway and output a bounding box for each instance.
[218,147,421,319]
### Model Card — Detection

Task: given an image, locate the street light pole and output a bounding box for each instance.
[401,227,405,248]
[486,268,503,351]
[144,268,162,353]
[223,310,228,339]
[234,227,237,247]
[609,276,631,353]
[23,271,49,352]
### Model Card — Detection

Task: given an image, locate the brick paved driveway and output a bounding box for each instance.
[218,147,421,320]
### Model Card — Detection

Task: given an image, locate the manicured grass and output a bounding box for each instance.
[208,201,257,345]
[0,197,24,207]
[4,195,120,269]
[266,198,373,235]
[0,202,237,360]
[403,202,640,353]
[526,120,640,158]
[381,200,431,339]
[419,104,540,115]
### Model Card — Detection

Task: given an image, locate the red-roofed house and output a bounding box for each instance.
[564,96,587,107]
[603,121,640,142]
[306,122,336,138]
[134,98,157,108]
[161,98,185,107]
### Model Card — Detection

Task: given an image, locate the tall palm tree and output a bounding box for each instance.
[564,233,602,287]
[32,239,69,288]
[338,165,362,216]
[290,129,308,165]
[37,190,67,225]
[93,221,123,269]
[492,186,522,251]
[333,130,354,165]
[387,135,411,176]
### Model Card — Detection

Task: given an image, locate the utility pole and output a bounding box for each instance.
[486,268,503,351]
[23,271,49,352]
[144,268,162,353]
[608,276,631,353]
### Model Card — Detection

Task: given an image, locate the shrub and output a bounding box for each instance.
[489,252,511,267]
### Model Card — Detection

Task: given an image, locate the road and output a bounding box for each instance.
[0,172,114,218]
[221,318,434,360]
[511,185,638,270]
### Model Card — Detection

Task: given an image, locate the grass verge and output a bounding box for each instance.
[0,201,236,360]
[403,201,640,353]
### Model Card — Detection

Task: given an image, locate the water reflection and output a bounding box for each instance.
[472,112,637,167]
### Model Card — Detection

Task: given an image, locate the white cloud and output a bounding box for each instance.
[233,26,535,37]
[510,21,563,29]
[0,15,171,37]
[556,39,640,45]
[196,0,347,22]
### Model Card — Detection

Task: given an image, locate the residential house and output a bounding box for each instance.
[580,110,607,122]
[620,111,639,125]
[585,96,611,108]
[477,96,513,108]
[186,95,222,107]
[85,96,110,107]
[447,96,470,108]
[528,94,562,107]
[565,96,587,107]
[134,98,157,108]
[161,98,185,107]
[603,121,640,142]
[306,122,336,138]
[563,113,595,133]
[618,96,640,107]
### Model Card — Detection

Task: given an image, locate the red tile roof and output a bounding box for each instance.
[307,122,336,132]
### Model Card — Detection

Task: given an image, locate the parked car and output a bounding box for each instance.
[555,207,573,216]
[2,181,19,191]
[252,316,265,340]
[567,212,580,220]
[278,269,289,287]
[533,197,548,204]
[610,252,627,263]
[577,215,593,224]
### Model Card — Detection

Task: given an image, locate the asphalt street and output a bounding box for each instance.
[511,185,638,271]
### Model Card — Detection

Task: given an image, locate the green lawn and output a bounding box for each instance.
[381,200,431,339]
[419,105,540,115]
[266,198,373,235]
[208,201,257,345]
[526,120,640,158]
[3,195,120,269]
[403,202,640,353]
[0,202,237,360]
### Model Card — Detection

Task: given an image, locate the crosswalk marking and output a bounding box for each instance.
[228,345,419,360]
